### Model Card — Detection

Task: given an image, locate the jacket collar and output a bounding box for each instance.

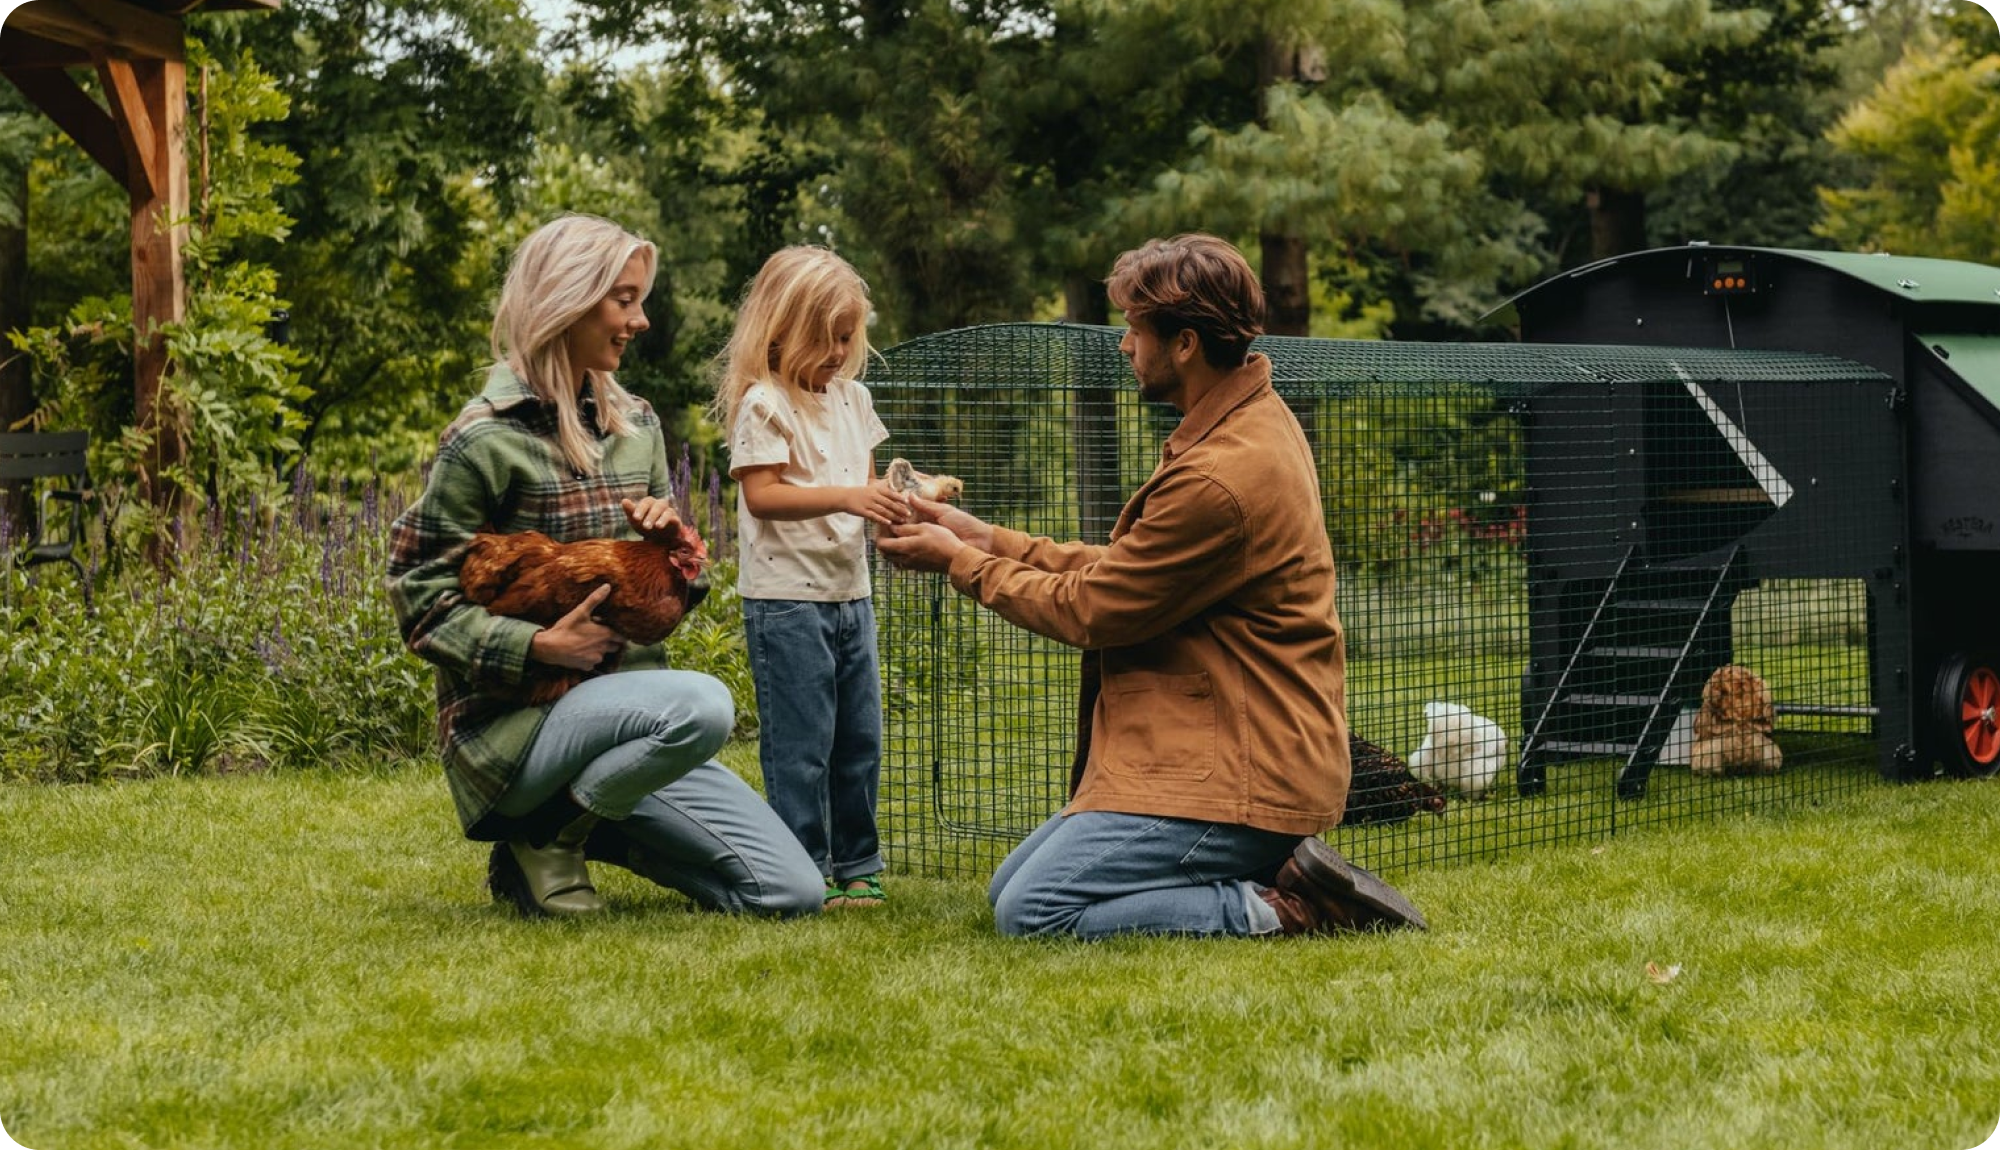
[1163,353,1273,461]
[480,365,599,425]
[479,364,541,412]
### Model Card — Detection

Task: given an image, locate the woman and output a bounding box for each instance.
[386,214,822,919]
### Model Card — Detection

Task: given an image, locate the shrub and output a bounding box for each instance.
[0,468,758,782]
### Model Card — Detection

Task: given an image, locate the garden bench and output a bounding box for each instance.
[0,431,92,611]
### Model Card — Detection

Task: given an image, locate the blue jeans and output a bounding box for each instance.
[497,670,822,917]
[987,811,1302,939]
[743,597,884,882]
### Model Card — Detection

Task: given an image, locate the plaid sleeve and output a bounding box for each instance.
[385,421,541,688]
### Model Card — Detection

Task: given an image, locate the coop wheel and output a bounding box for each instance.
[1933,653,2000,778]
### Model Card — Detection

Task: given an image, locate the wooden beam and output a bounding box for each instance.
[125,53,188,517]
[97,54,159,202]
[7,0,185,63]
[0,64,129,185]
[0,26,93,69]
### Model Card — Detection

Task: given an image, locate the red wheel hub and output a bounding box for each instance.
[1960,666,2000,765]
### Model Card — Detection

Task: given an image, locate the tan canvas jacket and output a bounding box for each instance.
[945,354,1349,835]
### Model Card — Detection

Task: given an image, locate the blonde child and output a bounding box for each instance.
[716,246,907,908]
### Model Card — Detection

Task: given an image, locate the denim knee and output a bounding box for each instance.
[669,674,734,761]
[750,868,828,920]
[991,883,1076,938]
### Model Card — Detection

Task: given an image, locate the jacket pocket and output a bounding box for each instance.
[1098,670,1216,782]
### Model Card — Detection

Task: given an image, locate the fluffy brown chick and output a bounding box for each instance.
[885,457,964,502]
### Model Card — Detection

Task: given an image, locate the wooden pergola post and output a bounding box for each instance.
[1,0,276,518]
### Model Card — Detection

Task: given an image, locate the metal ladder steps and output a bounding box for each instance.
[1529,738,1639,757]
[1588,644,1685,660]
[1560,692,1660,708]
[1616,597,1711,612]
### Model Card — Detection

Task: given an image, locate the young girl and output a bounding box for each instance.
[387,215,823,920]
[716,246,907,908]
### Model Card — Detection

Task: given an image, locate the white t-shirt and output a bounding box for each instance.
[728,377,890,601]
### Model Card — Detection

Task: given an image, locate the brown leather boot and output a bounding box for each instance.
[1258,837,1428,935]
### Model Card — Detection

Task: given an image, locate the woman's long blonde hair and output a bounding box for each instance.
[492,214,657,475]
[712,245,872,429]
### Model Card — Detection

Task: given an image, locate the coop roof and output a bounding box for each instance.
[871,323,1885,396]
[1490,244,2000,331]
[1788,250,2000,309]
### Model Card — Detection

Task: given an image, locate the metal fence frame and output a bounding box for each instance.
[868,324,1894,879]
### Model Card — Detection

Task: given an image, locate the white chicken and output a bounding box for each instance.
[1407,701,1510,800]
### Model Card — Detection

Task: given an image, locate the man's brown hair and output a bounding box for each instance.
[1106,234,1266,369]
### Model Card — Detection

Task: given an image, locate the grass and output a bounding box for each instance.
[4,751,1998,1150]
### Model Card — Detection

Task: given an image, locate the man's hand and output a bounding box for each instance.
[527,584,626,669]
[876,521,971,572]
[906,495,995,551]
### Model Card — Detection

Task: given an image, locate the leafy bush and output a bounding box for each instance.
[0,480,432,782]
[0,466,759,782]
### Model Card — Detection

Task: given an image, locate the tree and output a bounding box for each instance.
[206,0,549,477]
[1816,36,2000,261]
[1647,0,1857,253]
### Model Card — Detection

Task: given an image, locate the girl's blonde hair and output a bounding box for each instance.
[713,245,872,429]
[492,214,657,475]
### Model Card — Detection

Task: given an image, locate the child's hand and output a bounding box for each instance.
[848,477,913,527]
[622,496,684,543]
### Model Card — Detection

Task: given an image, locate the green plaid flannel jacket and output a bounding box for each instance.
[386,366,675,838]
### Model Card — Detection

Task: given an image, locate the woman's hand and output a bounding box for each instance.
[527,584,626,670]
[846,477,913,528]
[906,494,995,552]
[622,496,683,543]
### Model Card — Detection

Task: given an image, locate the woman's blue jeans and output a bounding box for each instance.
[743,597,885,882]
[495,669,822,917]
[988,810,1302,939]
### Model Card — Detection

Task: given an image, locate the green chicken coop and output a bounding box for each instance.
[865,244,2000,878]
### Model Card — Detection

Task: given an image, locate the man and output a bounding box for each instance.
[875,234,1426,939]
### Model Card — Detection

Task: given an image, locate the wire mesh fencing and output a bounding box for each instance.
[868,324,1895,879]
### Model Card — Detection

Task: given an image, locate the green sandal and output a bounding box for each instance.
[823,876,843,907]
[833,874,885,908]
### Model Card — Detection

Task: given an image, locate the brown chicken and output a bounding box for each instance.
[1342,733,1449,826]
[459,518,711,705]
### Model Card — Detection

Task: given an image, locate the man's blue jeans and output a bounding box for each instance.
[743,597,885,882]
[988,810,1302,939]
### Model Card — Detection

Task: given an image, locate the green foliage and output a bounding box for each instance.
[0,483,432,782]
[6,43,304,519]
[661,559,756,738]
[205,0,547,479]
[1817,43,2000,261]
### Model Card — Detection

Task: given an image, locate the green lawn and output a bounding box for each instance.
[3,754,1997,1150]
